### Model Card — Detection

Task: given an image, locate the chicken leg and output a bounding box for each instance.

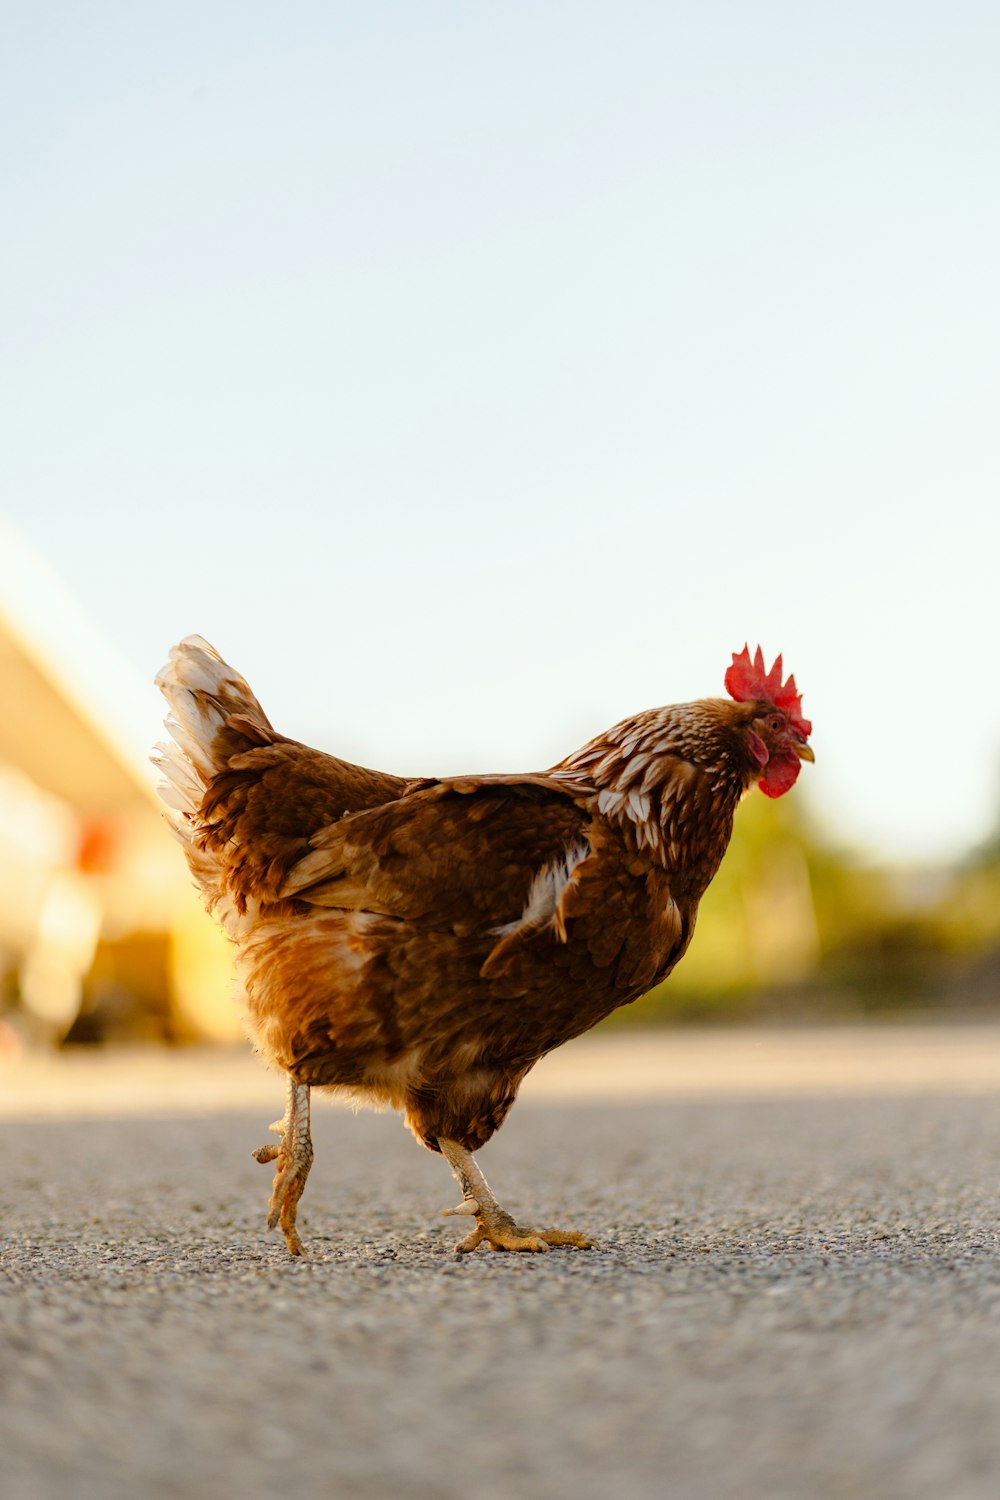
[252,1076,313,1256]
[439,1138,594,1253]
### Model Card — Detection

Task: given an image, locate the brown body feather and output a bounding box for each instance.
[155,638,802,1156]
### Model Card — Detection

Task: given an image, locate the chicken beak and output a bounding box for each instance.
[794,740,815,763]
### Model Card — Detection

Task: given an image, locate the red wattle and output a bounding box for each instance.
[758,752,801,799]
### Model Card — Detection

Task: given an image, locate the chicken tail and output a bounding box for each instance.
[153,635,274,827]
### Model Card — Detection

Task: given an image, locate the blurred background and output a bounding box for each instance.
[2,2,998,1051]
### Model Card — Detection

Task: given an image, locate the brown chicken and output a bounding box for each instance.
[154,640,812,1255]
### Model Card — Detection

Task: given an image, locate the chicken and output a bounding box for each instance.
[154,640,813,1255]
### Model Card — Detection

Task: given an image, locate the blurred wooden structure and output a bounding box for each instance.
[0,526,238,1045]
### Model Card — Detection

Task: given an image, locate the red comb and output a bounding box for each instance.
[724,645,812,739]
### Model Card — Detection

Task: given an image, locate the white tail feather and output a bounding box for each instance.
[153,635,269,828]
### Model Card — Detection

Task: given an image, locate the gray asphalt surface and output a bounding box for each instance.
[3,1057,1000,1499]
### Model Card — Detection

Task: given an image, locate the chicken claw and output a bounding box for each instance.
[252,1077,313,1255]
[439,1138,594,1254]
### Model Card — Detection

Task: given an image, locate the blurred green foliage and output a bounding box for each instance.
[614,785,1000,1026]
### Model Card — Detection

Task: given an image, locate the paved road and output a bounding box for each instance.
[3,1032,1000,1499]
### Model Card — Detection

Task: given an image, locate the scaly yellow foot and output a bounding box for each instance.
[252,1077,313,1256]
[443,1198,593,1253]
[438,1137,595,1254]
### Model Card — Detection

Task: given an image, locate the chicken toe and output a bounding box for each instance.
[439,1138,594,1254]
[252,1077,313,1255]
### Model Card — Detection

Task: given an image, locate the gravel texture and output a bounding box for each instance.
[3,1040,1000,1499]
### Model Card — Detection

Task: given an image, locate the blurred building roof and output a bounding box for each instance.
[0,525,159,814]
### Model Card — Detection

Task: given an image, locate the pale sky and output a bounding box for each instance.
[3,2,999,862]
